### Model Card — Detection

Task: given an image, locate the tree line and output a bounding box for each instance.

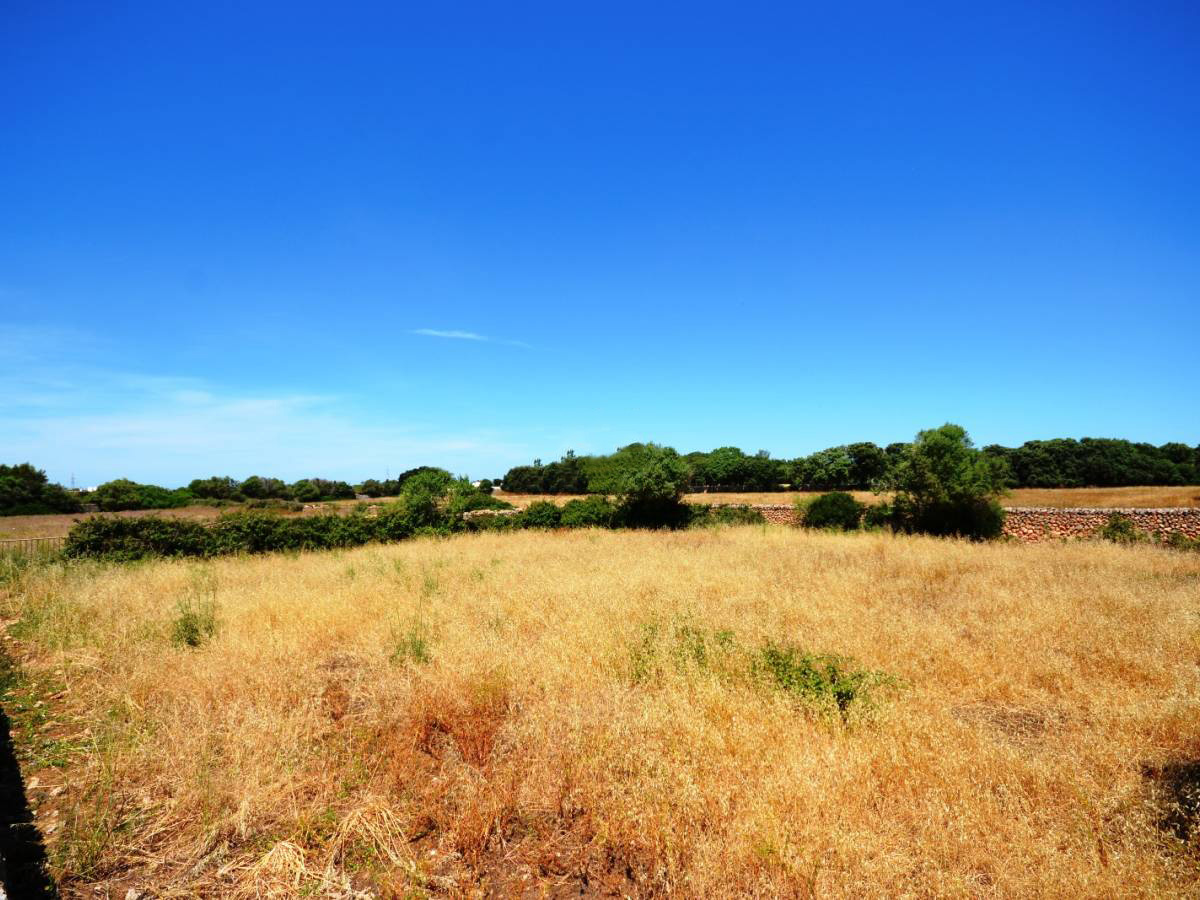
[60,423,1015,558]
[43,423,1103,553]
[501,437,1200,494]
[3,433,1197,518]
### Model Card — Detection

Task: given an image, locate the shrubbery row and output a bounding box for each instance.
[501,437,1200,495]
[62,498,768,561]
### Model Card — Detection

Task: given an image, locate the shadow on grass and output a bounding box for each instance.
[0,701,57,897]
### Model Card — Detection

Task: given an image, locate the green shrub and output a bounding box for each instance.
[1164,531,1200,552]
[629,619,737,683]
[560,496,617,528]
[462,511,519,532]
[390,622,432,665]
[752,643,894,717]
[445,478,512,518]
[520,500,563,528]
[64,516,211,561]
[92,479,192,512]
[629,621,897,720]
[1097,513,1148,544]
[862,502,894,530]
[803,492,864,530]
[171,594,218,648]
[687,504,765,527]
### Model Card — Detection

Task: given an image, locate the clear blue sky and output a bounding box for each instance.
[3,2,1197,486]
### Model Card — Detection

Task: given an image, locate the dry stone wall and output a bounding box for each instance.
[723,503,1200,542]
[743,504,797,526]
[1000,507,1200,542]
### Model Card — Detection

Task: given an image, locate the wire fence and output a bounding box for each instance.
[0,536,66,556]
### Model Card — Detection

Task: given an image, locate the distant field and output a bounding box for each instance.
[0,498,373,541]
[4,486,1198,540]
[1003,485,1200,508]
[3,527,1197,895]
[498,485,1200,510]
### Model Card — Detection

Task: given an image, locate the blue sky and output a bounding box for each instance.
[2,2,1197,486]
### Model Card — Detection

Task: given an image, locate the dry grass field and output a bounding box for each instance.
[1003,485,1200,509]
[2,527,1199,897]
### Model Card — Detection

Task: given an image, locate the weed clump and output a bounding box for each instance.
[390,623,432,666]
[1097,513,1146,544]
[171,569,219,648]
[171,597,217,648]
[630,620,737,682]
[630,619,897,719]
[752,643,894,716]
[1095,514,1200,552]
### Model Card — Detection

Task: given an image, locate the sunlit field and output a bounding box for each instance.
[2,526,1198,897]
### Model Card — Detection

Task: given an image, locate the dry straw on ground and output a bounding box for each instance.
[3,527,1199,896]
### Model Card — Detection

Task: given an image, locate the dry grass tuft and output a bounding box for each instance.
[3,527,1200,896]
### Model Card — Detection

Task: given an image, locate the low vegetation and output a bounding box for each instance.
[2,527,1198,895]
[1098,512,1200,552]
[801,490,865,530]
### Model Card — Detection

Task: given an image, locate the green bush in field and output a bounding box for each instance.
[560,496,618,528]
[803,492,864,530]
[751,643,895,717]
[171,597,218,648]
[93,479,193,512]
[64,516,211,561]
[1096,513,1147,544]
[687,504,765,527]
[520,500,563,528]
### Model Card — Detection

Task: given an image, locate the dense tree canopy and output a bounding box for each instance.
[500,436,1198,496]
[0,463,82,515]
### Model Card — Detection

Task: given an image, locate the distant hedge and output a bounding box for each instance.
[63,500,771,561]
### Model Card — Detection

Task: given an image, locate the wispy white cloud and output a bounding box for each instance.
[0,362,541,485]
[410,328,531,349]
[411,328,488,341]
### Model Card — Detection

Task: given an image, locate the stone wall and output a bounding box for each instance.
[719,503,1200,542]
[999,507,1200,542]
[742,504,798,526]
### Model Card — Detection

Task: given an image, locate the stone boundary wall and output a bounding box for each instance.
[1000,507,1200,542]
[717,503,1200,542]
[740,504,798,526]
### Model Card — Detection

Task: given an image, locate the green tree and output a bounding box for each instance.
[0,463,83,515]
[803,492,864,530]
[616,444,690,528]
[883,424,1008,539]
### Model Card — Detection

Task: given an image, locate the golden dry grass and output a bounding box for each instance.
[1003,485,1200,509]
[3,528,1199,897]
